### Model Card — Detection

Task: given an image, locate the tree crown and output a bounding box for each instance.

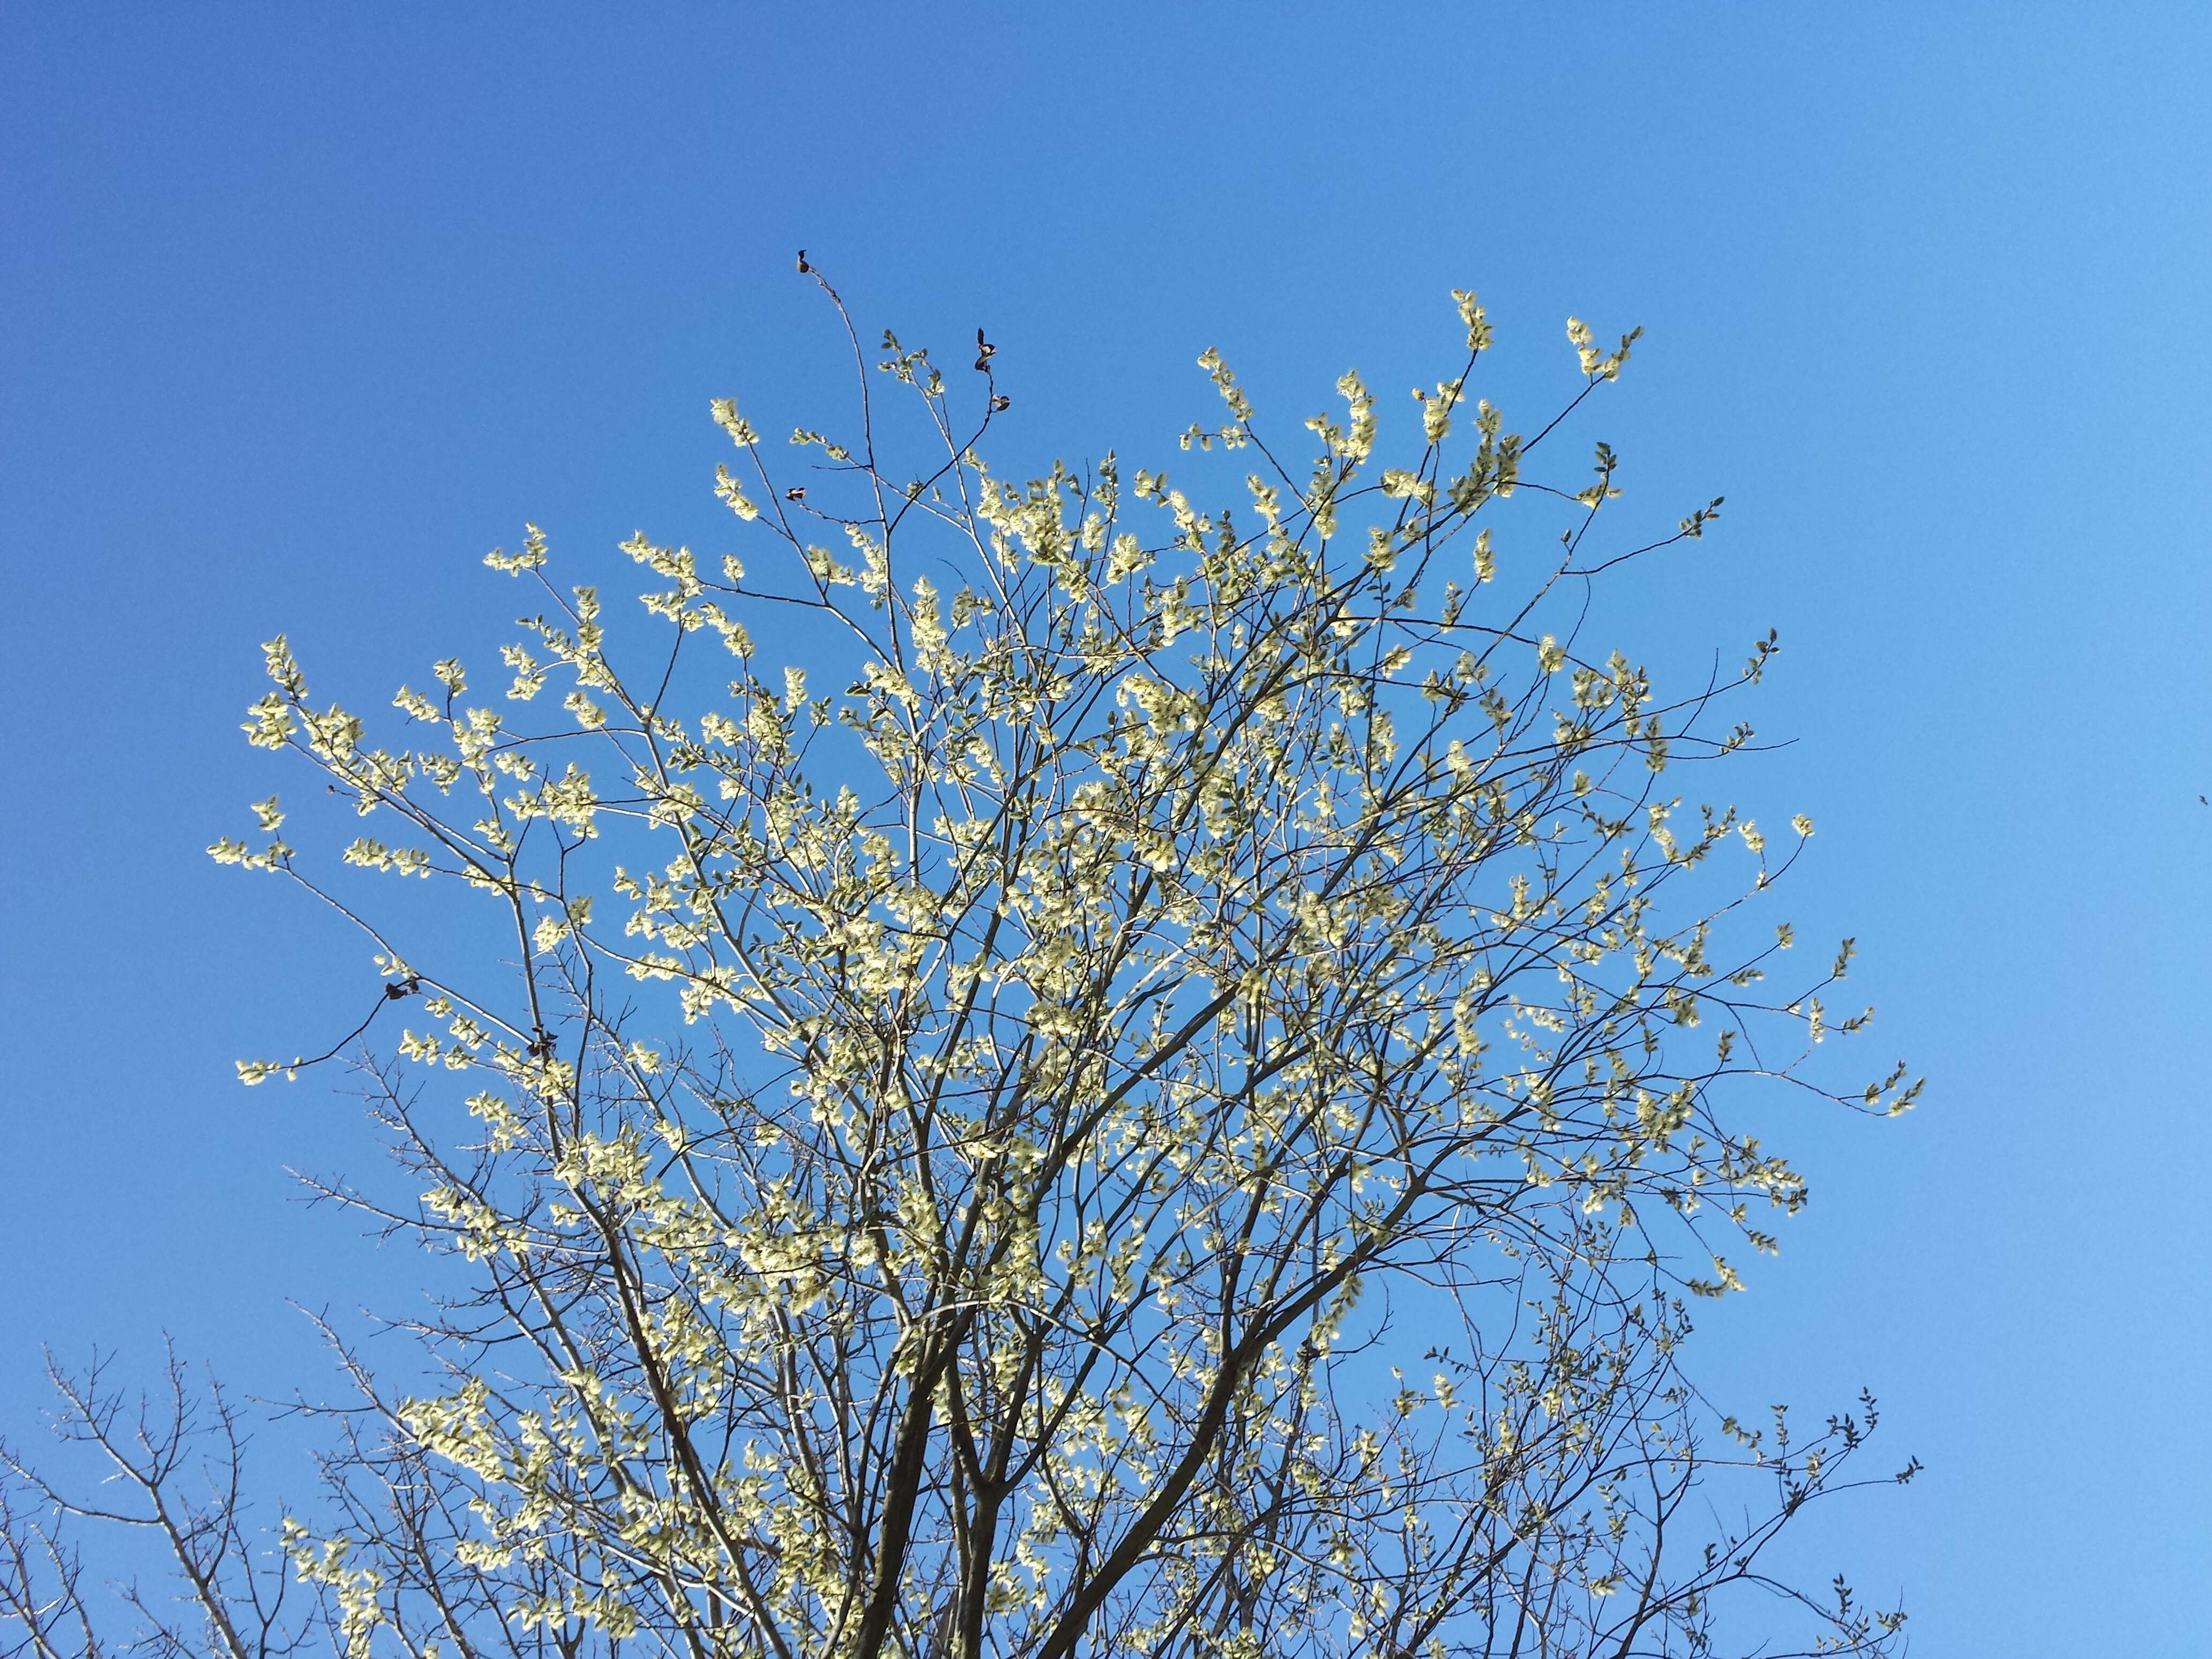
[4,274,1918,1659]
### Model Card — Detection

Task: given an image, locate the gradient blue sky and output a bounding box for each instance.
[3,5,2208,1652]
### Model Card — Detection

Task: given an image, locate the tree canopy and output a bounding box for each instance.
[2,272,1919,1659]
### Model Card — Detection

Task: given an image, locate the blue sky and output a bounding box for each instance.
[2,3,2207,1651]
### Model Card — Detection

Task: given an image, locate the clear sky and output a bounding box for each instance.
[3,4,2207,1651]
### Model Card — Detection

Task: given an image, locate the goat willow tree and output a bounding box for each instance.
[3,274,1922,1659]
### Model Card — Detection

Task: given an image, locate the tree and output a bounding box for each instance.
[2,270,1921,1659]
